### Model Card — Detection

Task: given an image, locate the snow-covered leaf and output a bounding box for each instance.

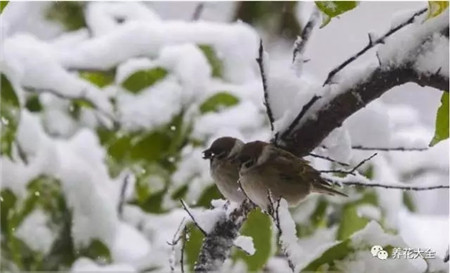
[0,74,20,158]
[315,1,358,27]
[199,92,240,114]
[198,45,223,78]
[337,192,377,240]
[121,67,168,94]
[233,209,272,272]
[79,70,115,88]
[430,92,448,146]
[302,239,352,271]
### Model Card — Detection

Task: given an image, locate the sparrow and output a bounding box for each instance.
[202,137,246,203]
[235,141,347,211]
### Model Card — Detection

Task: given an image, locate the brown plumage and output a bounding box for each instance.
[236,141,346,210]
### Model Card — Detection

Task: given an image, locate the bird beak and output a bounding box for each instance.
[202,149,213,159]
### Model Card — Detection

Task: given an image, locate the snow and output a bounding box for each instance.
[15,209,56,255]
[111,223,151,264]
[378,9,448,74]
[234,236,255,255]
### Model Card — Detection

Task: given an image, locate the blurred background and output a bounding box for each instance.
[0,1,448,272]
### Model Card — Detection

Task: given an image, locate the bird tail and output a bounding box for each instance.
[312,183,348,197]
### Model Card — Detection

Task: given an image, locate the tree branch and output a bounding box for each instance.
[319,153,377,175]
[194,199,255,272]
[342,181,449,191]
[308,152,349,166]
[192,2,205,21]
[281,65,449,157]
[323,7,428,86]
[351,145,428,151]
[292,7,320,63]
[256,40,275,133]
[180,199,207,236]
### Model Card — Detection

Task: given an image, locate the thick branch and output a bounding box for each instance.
[281,66,449,157]
[194,200,255,272]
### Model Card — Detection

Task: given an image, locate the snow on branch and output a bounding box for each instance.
[292,7,320,64]
[323,7,427,86]
[194,199,255,272]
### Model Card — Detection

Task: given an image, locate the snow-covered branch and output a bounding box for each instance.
[292,7,320,64]
[323,7,428,85]
[194,200,255,272]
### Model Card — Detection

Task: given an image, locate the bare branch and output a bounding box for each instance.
[323,8,428,86]
[279,95,321,142]
[117,174,130,219]
[319,153,377,176]
[308,152,350,166]
[192,2,205,21]
[342,181,449,191]
[292,8,320,63]
[180,199,207,236]
[167,218,187,273]
[351,145,428,151]
[256,39,275,132]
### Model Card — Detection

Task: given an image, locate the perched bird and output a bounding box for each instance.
[202,137,246,203]
[235,141,347,211]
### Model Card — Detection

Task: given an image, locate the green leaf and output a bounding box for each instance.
[122,67,168,94]
[185,224,205,271]
[45,2,86,31]
[1,74,20,158]
[233,209,272,271]
[200,92,240,113]
[1,1,8,13]
[337,203,369,240]
[198,45,223,78]
[430,92,449,146]
[197,185,222,207]
[315,1,358,27]
[428,1,449,18]
[302,239,352,271]
[77,239,111,264]
[403,192,416,212]
[130,132,172,162]
[79,70,115,88]
[0,189,17,235]
[25,95,42,113]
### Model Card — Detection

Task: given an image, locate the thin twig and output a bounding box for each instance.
[180,226,187,273]
[319,153,377,175]
[256,39,275,132]
[266,193,294,273]
[180,199,207,236]
[342,181,449,191]
[167,218,187,273]
[323,8,428,86]
[308,152,350,166]
[281,95,321,140]
[351,145,428,151]
[117,174,130,218]
[192,2,205,21]
[292,7,320,63]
